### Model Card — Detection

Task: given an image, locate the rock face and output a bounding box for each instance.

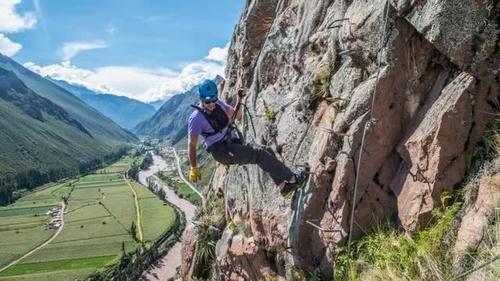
[183,0,499,279]
[452,158,500,278]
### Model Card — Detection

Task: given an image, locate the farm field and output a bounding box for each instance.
[0,156,177,280]
[130,181,176,242]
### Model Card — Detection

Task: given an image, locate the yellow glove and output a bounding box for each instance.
[189,167,201,183]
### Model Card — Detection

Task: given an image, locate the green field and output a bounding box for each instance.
[0,156,177,280]
[0,182,63,267]
[131,182,176,242]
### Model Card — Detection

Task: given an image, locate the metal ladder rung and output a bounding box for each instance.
[327,18,350,29]
[338,49,369,56]
[305,220,342,233]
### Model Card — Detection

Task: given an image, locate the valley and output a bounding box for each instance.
[0,156,177,281]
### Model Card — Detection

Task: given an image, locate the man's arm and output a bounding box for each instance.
[188,135,198,167]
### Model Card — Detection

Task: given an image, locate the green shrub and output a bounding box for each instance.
[334,200,460,281]
[263,101,276,122]
[312,70,330,99]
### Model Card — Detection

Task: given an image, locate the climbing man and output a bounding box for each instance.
[187,79,308,198]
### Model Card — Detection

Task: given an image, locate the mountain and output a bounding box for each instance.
[133,76,224,144]
[51,79,156,129]
[0,54,137,142]
[148,100,165,110]
[0,66,130,203]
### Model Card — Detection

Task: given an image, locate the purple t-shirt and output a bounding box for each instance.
[188,100,233,147]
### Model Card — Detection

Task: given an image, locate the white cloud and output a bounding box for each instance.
[0,0,37,57]
[0,0,37,33]
[144,60,225,101]
[24,43,229,102]
[0,33,22,56]
[205,43,229,63]
[61,41,109,61]
[24,61,117,93]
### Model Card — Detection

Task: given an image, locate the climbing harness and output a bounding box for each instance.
[190,104,230,138]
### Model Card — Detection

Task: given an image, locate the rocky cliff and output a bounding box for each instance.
[182,0,499,280]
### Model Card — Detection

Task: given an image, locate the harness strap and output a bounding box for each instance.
[190,104,225,138]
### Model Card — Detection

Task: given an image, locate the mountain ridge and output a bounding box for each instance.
[50,79,156,129]
[0,54,137,142]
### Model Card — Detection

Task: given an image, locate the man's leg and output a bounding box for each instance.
[211,142,294,185]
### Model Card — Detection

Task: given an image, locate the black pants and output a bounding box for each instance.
[208,140,294,185]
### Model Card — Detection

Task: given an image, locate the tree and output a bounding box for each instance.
[130,221,137,241]
[140,152,154,170]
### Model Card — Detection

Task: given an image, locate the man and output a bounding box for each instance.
[187,79,308,198]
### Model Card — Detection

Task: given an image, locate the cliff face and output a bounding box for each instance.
[183,0,499,279]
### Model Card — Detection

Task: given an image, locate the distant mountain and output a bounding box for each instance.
[51,79,156,129]
[0,54,137,143]
[133,76,224,145]
[148,100,165,110]
[0,66,132,203]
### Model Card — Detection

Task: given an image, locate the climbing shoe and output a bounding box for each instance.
[280,164,310,199]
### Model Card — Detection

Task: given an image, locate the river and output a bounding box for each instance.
[138,154,197,280]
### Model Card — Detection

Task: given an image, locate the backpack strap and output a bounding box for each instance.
[190,104,220,137]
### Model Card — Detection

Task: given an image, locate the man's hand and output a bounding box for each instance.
[189,166,201,183]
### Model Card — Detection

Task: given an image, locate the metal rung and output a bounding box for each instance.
[317,127,334,133]
[305,220,342,233]
[325,97,350,103]
[327,18,350,29]
[339,49,369,56]
[316,127,350,137]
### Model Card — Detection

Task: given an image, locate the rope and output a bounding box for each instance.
[245,1,284,89]
[453,255,500,280]
[243,104,257,138]
[348,0,390,246]
[291,117,314,166]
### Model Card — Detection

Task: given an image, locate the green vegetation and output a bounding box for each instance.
[0,54,137,143]
[87,186,186,281]
[131,182,176,242]
[0,268,96,281]
[0,256,115,277]
[334,199,460,280]
[333,117,500,280]
[0,156,177,280]
[312,69,331,99]
[484,116,500,156]
[158,170,203,205]
[193,194,226,279]
[263,100,276,122]
[140,152,154,170]
[0,60,136,206]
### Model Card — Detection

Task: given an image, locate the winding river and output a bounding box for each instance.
[139,154,197,280]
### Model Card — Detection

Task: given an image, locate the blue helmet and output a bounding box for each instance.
[199,79,218,102]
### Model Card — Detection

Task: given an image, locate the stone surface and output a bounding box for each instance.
[182,0,500,279]
[453,159,500,276]
[180,225,199,280]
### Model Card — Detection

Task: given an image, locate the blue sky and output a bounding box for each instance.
[0,0,244,102]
